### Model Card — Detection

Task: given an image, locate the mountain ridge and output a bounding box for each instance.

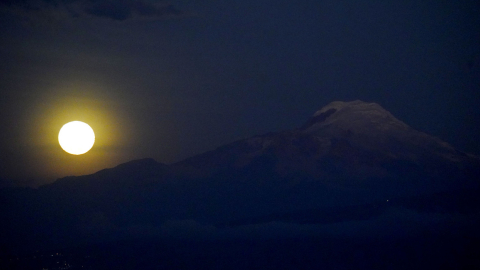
[44,100,478,188]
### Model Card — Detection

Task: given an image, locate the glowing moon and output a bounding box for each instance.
[58,121,95,155]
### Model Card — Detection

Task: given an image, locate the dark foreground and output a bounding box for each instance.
[2,229,480,270]
[2,187,480,270]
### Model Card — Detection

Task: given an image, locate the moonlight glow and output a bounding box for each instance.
[58,121,95,155]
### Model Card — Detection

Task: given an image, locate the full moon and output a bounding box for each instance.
[58,121,95,155]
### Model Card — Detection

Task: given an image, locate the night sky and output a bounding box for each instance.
[1,0,479,187]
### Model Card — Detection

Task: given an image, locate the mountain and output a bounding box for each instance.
[173,100,478,194]
[1,100,480,269]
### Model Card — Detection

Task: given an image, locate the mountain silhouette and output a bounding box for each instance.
[1,100,480,268]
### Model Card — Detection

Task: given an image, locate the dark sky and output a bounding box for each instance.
[1,0,479,187]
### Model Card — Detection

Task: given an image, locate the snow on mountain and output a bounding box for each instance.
[301,100,459,161]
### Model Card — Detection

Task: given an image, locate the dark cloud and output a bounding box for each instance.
[0,0,183,21]
[84,0,182,21]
